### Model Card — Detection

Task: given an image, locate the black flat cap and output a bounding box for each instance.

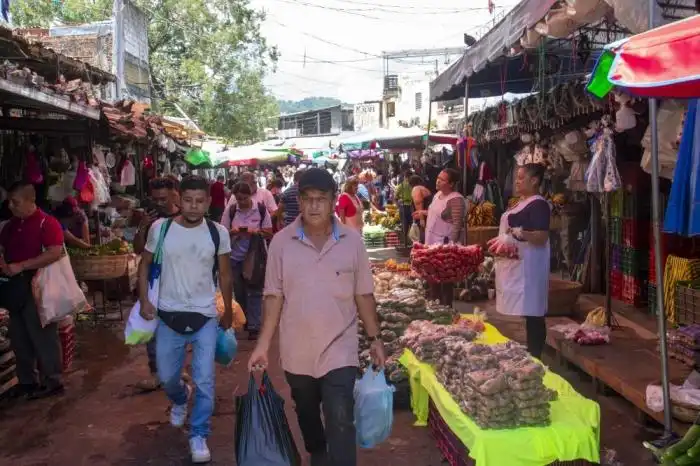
[298,168,337,193]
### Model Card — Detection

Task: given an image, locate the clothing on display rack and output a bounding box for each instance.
[585,122,622,193]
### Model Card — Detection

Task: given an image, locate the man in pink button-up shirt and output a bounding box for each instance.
[248,168,386,466]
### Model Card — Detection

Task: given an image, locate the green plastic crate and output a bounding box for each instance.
[610,190,623,218]
[621,246,649,276]
[610,218,622,246]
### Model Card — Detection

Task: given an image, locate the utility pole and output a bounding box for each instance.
[112,0,125,100]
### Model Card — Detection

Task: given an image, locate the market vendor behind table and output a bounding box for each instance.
[0,182,65,399]
[493,163,551,360]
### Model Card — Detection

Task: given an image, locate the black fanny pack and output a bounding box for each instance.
[158,310,213,335]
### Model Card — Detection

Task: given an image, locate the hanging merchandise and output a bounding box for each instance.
[89,166,110,207]
[565,0,612,24]
[92,146,107,167]
[664,99,700,237]
[568,160,590,192]
[614,93,638,132]
[25,146,44,184]
[142,157,155,179]
[78,178,95,205]
[641,100,687,180]
[534,7,579,39]
[585,116,622,193]
[520,28,544,49]
[72,161,89,191]
[120,159,136,187]
[47,174,67,203]
[602,0,665,34]
[162,157,172,175]
[471,162,490,203]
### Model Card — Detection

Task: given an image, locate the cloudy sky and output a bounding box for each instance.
[250,0,516,103]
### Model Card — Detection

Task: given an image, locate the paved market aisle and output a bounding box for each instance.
[0,324,442,466]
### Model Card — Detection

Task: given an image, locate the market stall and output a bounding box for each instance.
[399,319,600,466]
[363,258,600,466]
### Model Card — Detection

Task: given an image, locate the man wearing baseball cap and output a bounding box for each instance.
[248,168,385,466]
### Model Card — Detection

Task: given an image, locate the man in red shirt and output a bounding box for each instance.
[0,182,65,399]
[209,175,227,223]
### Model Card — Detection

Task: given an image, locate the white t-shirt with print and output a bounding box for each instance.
[146,218,232,317]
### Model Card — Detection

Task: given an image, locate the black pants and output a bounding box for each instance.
[285,367,357,466]
[398,203,413,244]
[4,273,62,387]
[525,316,547,359]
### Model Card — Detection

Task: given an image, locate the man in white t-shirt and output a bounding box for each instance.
[221,171,277,225]
[138,175,233,464]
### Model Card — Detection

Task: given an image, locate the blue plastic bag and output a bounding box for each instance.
[215,327,238,366]
[354,369,395,448]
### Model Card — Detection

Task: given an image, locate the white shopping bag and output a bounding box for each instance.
[32,253,88,327]
[124,219,171,345]
[124,280,159,345]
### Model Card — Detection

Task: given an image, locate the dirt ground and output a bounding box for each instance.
[0,324,444,466]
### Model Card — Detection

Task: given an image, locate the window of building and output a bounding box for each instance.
[386,102,396,117]
[415,92,423,111]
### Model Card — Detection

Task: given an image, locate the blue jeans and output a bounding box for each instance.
[231,260,263,331]
[156,317,217,438]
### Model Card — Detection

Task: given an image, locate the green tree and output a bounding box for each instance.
[10,0,278,143]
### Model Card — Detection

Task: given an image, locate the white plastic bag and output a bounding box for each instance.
[124,284,159,345]
[120,160,136,187]
[408,222,421,243]
[641,100,687,180]
[354,369,395,448]
[615,105,637,132]
[32,254,88,327]
[124,220,169,345]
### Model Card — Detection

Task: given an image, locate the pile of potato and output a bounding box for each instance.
[435,341,557,429]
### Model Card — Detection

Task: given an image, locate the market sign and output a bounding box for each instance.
[354,102,382,132]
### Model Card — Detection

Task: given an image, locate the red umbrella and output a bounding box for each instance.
[588,15,700,99]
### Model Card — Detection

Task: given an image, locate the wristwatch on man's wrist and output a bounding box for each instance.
[368,335,381,344]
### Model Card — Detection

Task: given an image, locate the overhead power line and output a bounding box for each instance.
[266,0,510,17]
[266,17,383,58]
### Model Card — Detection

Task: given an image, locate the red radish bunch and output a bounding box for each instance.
[487,235,519,259]
[410,243,484,283]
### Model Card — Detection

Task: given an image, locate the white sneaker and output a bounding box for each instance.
[189,436,211,463]
[170,403,188,428]
[169,382,193,428]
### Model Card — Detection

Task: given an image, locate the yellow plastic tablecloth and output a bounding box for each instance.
[398,319,600,466]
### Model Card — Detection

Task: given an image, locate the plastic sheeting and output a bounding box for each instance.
[664,99,700,236]
[398,316,600,466]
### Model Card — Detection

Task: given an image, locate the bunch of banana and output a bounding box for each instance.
[508,197,520,209]
[370,211,385,225]
[551,193,566,206]
[584,307,606,327]
[467,201,497,227]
